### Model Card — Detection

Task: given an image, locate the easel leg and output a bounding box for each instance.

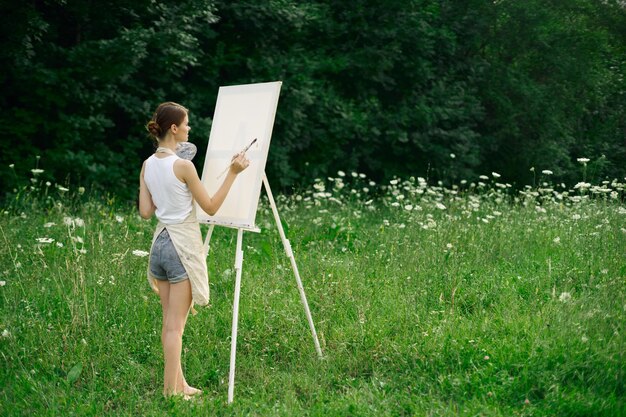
[228,228,244,404]
[203,224,215,257]
[263,174,324,359]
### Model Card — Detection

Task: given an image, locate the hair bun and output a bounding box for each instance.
[146,120,162,137]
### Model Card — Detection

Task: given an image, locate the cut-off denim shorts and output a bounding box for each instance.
[149,229,189,284]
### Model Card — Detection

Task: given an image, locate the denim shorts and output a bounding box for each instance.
[149,229,189,284]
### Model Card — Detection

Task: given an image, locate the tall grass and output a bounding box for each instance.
[1,169,624,416]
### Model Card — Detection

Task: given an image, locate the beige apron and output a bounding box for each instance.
[146,208,209,313]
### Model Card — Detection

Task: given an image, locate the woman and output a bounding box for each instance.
[139,102,249,397]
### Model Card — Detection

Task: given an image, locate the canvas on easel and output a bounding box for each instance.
[197,81,282,231]
[198,81,323,404]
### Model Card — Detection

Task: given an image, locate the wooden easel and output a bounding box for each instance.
[203,173,323,404]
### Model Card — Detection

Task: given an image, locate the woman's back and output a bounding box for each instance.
[144,154,192,224]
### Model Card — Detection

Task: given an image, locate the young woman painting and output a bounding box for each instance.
[139,102,249,397]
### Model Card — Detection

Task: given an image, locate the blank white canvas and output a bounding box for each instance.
[196,81,282,231]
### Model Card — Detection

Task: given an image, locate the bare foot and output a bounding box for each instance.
[183,384,202,396]
[163,392,194,401]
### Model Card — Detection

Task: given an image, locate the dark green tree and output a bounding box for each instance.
[1,0,624,202]
[0,0,218,200]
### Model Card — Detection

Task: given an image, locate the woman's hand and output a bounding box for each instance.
[229,153,250,174]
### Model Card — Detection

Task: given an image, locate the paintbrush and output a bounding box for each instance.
[216,138,257,179]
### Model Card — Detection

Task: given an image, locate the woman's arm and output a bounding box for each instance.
[139,161,156,219]
[177,154,249,216]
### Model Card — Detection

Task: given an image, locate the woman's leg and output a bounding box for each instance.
[157,279,192,395]
[156,289,194,394]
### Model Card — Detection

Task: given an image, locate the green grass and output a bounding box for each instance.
[0,175,625,416]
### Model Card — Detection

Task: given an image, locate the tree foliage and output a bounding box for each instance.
[1,0,624,202]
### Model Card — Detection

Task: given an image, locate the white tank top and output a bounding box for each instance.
[144,154,193,224]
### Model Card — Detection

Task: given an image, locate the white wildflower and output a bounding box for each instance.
[542,170,553,175]
[57,185,69,192]
[577,158,590,164]
[572,214,581,220]
[559,292,571,302]
[43,222,56,228]
[574,182,591,189]
[36,237,55,244]
[479,175,489,180]
[435,202,447,210]
[74,218,84,227]
[446,243,453,249]
[404,204,413,211]
[337,170,345,177]
[132,250,150,257]
[351,172,358,178]
[78,186,85,194]
[31,169,44,175]
[115,215,124,223]
[359,173,366,178]
[0,281,5,287]
[9,164,14,169]
[72,236,84,244]
[581,336,588,343]
[390,179,398,185]
[553,236,560,244]
[328,197,343,205]
[56,242,64,248]
[1,329,10,338]
[78,249,87,254]
[450,153,456,159]
[492,172,501,178]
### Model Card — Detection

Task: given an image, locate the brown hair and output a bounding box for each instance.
[146,102,188,141]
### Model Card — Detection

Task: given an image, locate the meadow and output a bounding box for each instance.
[1,168,624,416]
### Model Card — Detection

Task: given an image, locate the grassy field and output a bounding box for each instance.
[1,172,625,416]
